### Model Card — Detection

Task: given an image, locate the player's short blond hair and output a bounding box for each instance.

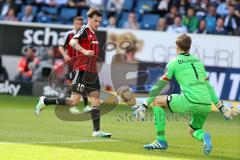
[73,16,83,21]
[176,34,192,52]
[87,8,102,18]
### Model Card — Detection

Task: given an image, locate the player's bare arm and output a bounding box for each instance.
[69,38,94,56]
[58,45,70,61]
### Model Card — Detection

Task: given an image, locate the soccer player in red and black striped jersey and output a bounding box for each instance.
[35,8,111,138]
[59,16,82,61]
[58,16,91,113]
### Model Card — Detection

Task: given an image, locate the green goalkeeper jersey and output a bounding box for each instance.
[165,53,211,105]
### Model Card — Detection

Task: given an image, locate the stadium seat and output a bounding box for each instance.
[41,6,58,15]
[36,14,52,23]
[135,0,157,13]
[101,11,108,27]
[140,14,160,30]
[117,12,129,28]
[81,8,88,24]
[60,8,78,24]
[122,0,134,11]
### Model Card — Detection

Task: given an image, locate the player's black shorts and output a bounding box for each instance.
[71,70,100,96]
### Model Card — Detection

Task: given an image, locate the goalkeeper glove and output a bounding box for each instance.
[132,102,148,121]
[216,101,239,120]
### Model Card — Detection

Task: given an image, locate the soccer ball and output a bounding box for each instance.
[117,86,136,106]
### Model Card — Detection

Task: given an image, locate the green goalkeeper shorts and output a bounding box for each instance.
[167,94,211,130]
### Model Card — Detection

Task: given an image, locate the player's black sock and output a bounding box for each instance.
[91,106,100,131]
[43,97,66,106]
[83,96,88,107]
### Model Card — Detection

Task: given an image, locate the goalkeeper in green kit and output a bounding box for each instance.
[133,34,239,155]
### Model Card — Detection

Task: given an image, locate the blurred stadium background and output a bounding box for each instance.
[0,0,239,160]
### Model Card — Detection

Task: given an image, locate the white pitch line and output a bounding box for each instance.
[0,139,122,144]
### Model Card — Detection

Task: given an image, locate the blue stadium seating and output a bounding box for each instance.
[41,6,58,15]
[135,0,157,12]
[122,0,135,11]
[81,8,88,24]
[36,14,52,23]
[59,8,78,24]
[101,11,108,27]
[117,12,129,28]
[140,14,160,30]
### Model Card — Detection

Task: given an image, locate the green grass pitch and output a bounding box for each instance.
[0,95,239,160]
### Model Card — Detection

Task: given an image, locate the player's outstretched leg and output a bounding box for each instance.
[35,96,46,115]
[144,106,168,150]
[192,129,212,155]
[35,96,81,115]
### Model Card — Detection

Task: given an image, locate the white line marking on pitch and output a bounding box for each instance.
[0,139,122,144]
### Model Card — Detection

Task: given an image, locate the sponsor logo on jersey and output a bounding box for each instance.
[178,58,200,64]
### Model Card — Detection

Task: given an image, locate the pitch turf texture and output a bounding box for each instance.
[0,95,239,160]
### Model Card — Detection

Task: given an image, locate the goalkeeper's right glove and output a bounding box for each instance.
[132,102,148,121]
[216,101,239,120]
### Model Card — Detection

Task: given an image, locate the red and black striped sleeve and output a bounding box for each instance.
[73,25,88,40]
[59,30,72,48]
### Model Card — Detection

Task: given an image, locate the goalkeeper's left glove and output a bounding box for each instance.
[132,102,148,121]
[216,101,239,120]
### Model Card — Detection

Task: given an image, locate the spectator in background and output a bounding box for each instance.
[107,16,117,28]
[0,55,9,81]
[35,0,44,5]
[67,0,86,7]
[156,18,167,31]
[167,16,187,33]
[21,5,34,22]
[193,0,207,19]
[200,0,210,13]
[224,5,240,35]
[212,17,227,35]
[0,0,13,18]
[178,0,190,15]
[165,6,178,25]
[107,0,124,14]
[157,0,169,15]
[216,0,228,17]
[182,7,198,33]
[86,0,105,10]
[4,7,18,21]
[123,12,139,30]
[235,3,240,18]
[15,46,40,82]
[205,5,217,33]
[15,0,23,4]
[44,0,68,6]
[195,19,207,34]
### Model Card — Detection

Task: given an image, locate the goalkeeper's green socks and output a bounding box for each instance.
[153,107,166,141]
[192,129,205,141]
